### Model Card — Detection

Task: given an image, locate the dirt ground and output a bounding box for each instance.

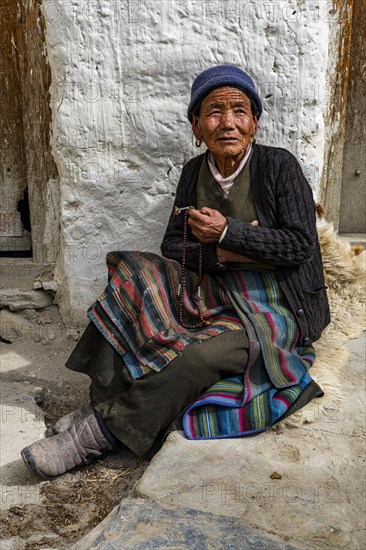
[0,459,148,549]
[0,305,149,549]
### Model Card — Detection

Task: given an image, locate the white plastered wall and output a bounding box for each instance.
[42,0,333,325]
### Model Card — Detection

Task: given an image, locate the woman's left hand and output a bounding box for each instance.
[188,207,227,243]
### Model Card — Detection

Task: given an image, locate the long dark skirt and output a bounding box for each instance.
[66,323,251,456]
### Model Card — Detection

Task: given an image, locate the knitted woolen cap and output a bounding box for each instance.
[187,64,262,122]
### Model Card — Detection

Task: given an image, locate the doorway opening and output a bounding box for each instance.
[0,189,32,258]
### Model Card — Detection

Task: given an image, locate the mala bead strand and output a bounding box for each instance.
[178,209,210,329]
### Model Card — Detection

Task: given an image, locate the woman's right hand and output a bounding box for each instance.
[187,207,228,243]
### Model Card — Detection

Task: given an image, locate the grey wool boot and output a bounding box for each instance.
[21,410,116,480]
[46,404,94,437]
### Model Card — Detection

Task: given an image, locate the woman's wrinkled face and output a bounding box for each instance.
[192,87,258,158]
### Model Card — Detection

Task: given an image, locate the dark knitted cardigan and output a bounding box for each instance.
[161,143,331,345]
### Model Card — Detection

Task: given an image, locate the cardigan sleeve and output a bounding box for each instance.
[161,162,222,272]
[219,151,317,266]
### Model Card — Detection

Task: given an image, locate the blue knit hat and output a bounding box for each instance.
[187,64,262,122]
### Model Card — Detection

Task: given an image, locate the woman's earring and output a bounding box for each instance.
[251,135,256,144]
[195,138,203,148]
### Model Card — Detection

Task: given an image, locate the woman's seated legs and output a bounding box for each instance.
[95,328,249,457]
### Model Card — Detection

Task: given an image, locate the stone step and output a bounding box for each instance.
[73,497,303,550]
[0,259,45,290]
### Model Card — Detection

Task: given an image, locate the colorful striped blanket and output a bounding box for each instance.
[88,252,244,379]
[88,252,315,440]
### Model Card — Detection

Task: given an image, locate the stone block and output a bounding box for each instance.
[73,497,302,550]
[0,309,40,343]
[137,336,366,550]
[0,259,45,290]
[0,289,53,311]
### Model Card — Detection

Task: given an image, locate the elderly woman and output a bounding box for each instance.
[22,65,330,480]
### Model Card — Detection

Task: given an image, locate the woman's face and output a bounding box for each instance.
[192,86,258,159]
